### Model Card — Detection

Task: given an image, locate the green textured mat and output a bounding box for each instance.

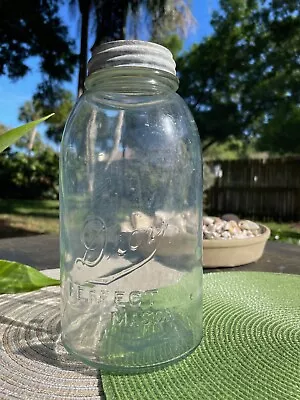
[102,272,300,400]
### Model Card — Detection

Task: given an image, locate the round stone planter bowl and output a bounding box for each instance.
[203,224,271,268]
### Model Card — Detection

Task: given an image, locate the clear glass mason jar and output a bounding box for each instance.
[60,40,203,373]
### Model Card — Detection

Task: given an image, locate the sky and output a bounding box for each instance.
[0,0,219,130]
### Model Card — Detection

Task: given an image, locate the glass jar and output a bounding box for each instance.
[60,40,203,373]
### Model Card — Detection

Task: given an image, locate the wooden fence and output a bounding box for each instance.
[206,158,300,221]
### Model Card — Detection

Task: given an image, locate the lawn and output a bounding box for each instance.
[261,221,300,246]
[0,199,59,238]
[0,200,299,245]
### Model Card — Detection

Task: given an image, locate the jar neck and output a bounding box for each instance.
[85,67,179,96]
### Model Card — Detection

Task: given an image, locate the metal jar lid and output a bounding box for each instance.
[87,40,176,77]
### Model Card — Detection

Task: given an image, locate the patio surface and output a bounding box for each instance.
[0,234,299,274]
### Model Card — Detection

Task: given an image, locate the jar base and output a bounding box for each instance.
[62,336,203,374]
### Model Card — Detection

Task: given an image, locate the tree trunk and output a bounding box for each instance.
[87,109,97,193]
[106,110,125,169]
[77,0,91,97]
[28,127,37,152]
[92,0,127,49]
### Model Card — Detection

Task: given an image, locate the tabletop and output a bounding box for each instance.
[0,235,299,399]
[0,234,299,274]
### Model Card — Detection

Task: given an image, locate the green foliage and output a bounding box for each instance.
[34,88,74,143]
[0,199,59,238]
[0,124,8,135]
[0,147,59,200]
[178,0,300,153]
[0,115,54,153]
[0,260,59,294]
[89,0,194,48]
[16,131,46,154]
[0,0,77,83]
[256,104,300,154]
[159,34,183,59]
[72,0,195,93]
[0,199,59,219]
[0,115,59,200]
[0,118,59,295]
[148,1,196,45]
[0,124,10,153]
[261,221,300,246]
[19,100,41,123]
[178,36,244,146]
[18,100,44,151]
[204,136,258,160]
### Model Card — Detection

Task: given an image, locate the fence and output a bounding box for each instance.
[206,158,300,221]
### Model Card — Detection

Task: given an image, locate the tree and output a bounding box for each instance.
[159,34,184,58]
[178,35,244,150]
[0,124,11,154]
[39,89,74,143]
[0,124,7,136]
[0,146,59,199]
[178,0,300,153]
[0,121,59,199]
[0,0,77,84]
[71,0,195,95]
[203,136,259,160]
[256,104,300,154]
[18,101,42,152]
[18,89,74,145]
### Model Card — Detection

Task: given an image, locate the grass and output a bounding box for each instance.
[0,199,299,245]
[0,199,59,238]
[259,221,300,246]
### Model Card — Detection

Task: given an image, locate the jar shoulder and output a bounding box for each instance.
[62,92,200,148]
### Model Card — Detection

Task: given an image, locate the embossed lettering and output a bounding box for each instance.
[129,291,142,307]
[145,289,158,307]
[114,291,126,308]
[111,310,127,326]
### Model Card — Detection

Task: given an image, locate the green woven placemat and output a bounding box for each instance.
[102,272,300,400]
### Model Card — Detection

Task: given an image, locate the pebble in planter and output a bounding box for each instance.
[203,217,261,240]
